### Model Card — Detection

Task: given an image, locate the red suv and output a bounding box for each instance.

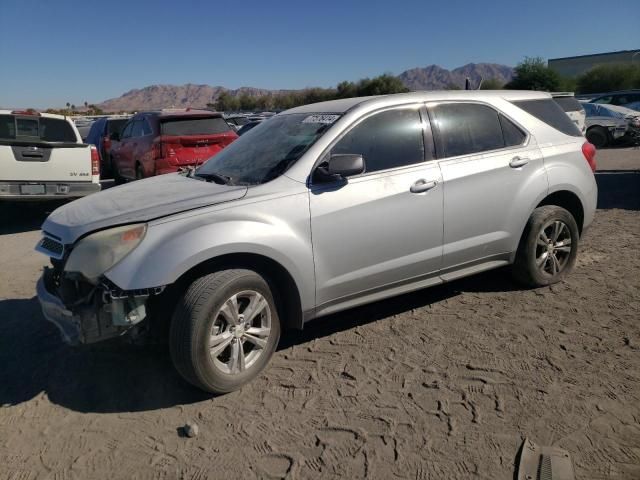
[110,110,237,182]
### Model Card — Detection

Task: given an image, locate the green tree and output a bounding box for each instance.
[505,57,560,91]
[479,78,504,90]
[576,64,640,94]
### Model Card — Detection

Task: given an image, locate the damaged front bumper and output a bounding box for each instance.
[36,268,163,345]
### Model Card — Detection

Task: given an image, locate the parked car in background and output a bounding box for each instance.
[0,110,100,200]
[552,92,586,133]
[110,109,238,182]
[582,103,628,148]
[589,89,640,107]
[225,116,250,131]
[85,116,130,177]
[36,91,597,394]
[73,117,95,140]
[624,101,640,112]
[601,104,640,145]
[237,119,263,135]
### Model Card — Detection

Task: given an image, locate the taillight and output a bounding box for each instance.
[582,142,597,173]
[90,145,100,176]
[102,135,111,151]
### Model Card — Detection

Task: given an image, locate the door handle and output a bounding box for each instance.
[509,156,530,168]
[410,179,438,193]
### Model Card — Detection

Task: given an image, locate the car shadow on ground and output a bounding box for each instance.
[0,171,638,414]
[0,268,517,414]
[595,170,640,210]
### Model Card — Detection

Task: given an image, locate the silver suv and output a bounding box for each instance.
[36,91,598,393]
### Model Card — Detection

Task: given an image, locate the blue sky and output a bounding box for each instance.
[0,0,638,108]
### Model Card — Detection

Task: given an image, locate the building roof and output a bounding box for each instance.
[548,49,640,62]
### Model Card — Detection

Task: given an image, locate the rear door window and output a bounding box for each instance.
[131,120,145,137]
[120,121,134,139]
[0,114,77,142]
[160,117,231,136]
[331,108,426,173]
[512,99,582,137]
[431,103,505,157]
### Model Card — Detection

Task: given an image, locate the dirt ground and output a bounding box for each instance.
[1,148,639,480]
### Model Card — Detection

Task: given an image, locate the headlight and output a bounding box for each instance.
[64,224,147,282]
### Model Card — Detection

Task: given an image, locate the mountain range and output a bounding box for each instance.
[97,63,514,112]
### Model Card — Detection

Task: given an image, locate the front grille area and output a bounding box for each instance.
[38,236,64,258]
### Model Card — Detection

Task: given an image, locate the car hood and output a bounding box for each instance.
[42,173,247,244]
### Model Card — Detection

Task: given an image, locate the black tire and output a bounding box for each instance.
[113,161,126,185]
[512,206,579,287]
[586,126,609,149]
[170,269,281,394]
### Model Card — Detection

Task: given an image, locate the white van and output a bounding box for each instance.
[0,110,100,200]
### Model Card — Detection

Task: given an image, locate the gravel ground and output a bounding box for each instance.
[0,148,638,480]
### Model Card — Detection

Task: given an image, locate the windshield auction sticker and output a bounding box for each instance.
[302,114,340,124]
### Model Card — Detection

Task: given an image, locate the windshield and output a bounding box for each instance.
[196,113,339,185]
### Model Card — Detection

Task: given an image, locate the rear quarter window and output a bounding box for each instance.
[553,97,584,113]
[161,117,231,136]
[107,119,128,135]
[512,99,582,137]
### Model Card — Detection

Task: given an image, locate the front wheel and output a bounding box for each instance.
[170,269,281,394]
[512,206,579,287]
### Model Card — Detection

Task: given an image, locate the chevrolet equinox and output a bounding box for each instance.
[36,91,598,393]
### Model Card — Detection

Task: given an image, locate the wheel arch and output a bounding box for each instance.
[536,190,585,235]
[157,252,304,331]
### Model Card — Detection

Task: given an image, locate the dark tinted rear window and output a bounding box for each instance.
[107,119,128,135]
[553,96,583,112]
[160,117,231,136]
[0,115,77,142]
[513,99,582,137]
[432,103,505,157]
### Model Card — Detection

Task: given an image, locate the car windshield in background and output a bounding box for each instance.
[0,115,77,142]
[160,117,231,136]
[553,96,583,112]
[196,113,340,185]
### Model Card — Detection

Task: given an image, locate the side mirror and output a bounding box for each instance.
[313,154,365,183]
[110,131,120,141]
[327,154,365,177]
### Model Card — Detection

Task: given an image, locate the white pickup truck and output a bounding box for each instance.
[0,110,100,200]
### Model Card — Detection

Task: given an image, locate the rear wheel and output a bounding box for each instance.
[586,126,609,149]
[170,269,280,394]
[513,206,579,287]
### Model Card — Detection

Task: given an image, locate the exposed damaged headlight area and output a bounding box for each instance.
[41,264,165,345]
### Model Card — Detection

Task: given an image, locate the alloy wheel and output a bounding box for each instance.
[535,220,573,276]
[208,290,272,375]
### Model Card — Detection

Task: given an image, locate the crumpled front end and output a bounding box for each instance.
[37,258,164,345]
